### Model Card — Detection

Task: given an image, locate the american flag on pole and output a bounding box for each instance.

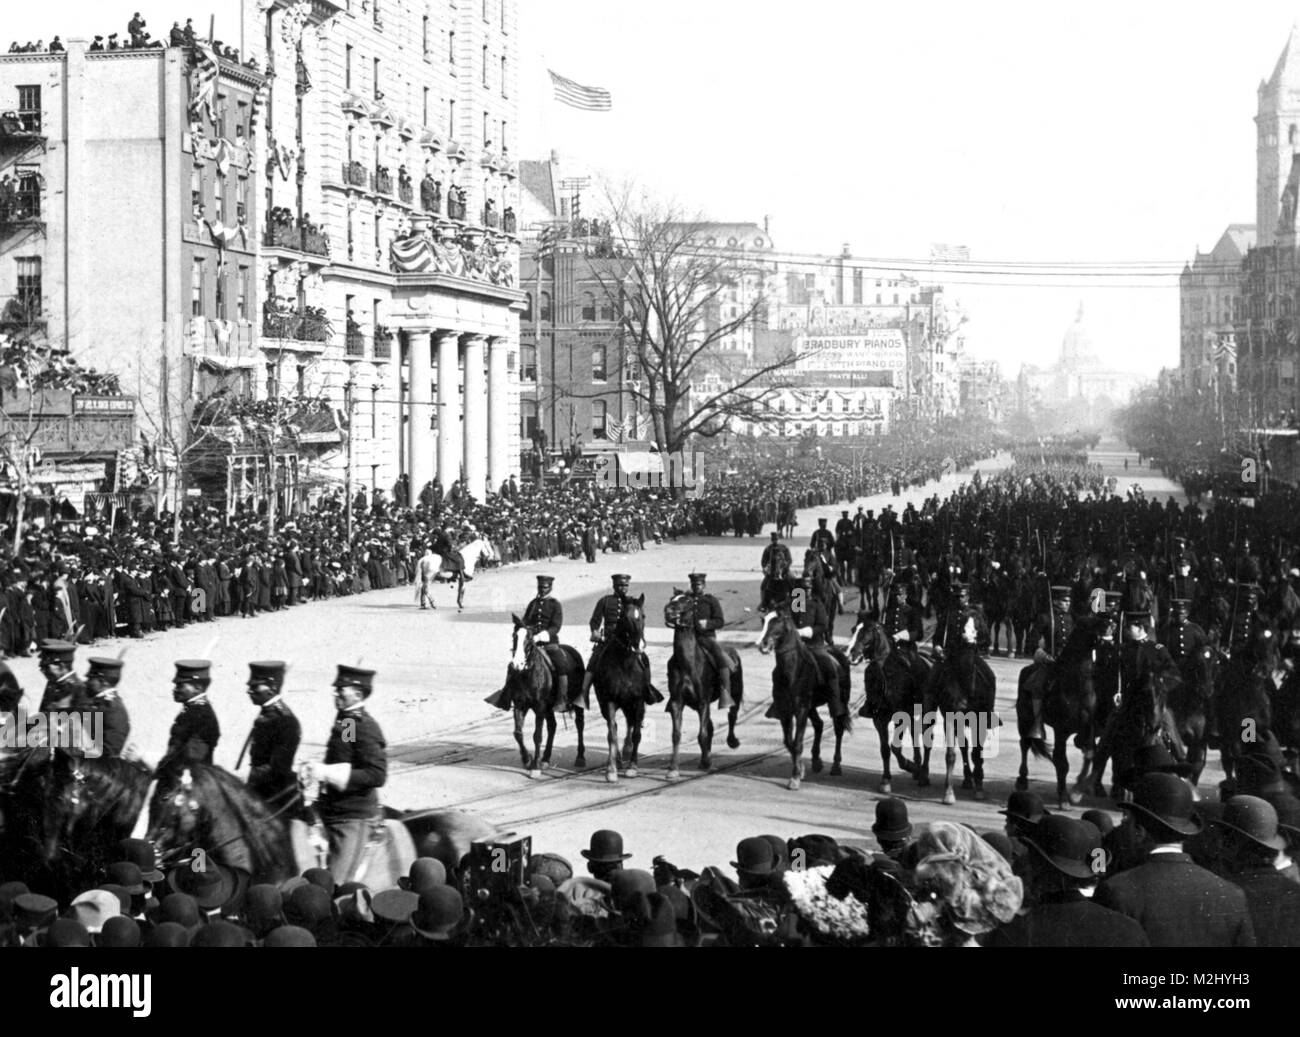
[929,243,970,263]
[189,43,220,125]
[604,416,625,442]
[1212,339,1237,363]
[548,70,612,111]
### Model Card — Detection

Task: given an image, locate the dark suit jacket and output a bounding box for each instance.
[160,698,220,772]
[88,690,131,758]
[1094,851,1256,947]
[247,701,302,803]
[319,708,387,821]
[1231,865,1300,947]
[987,890,1150,948]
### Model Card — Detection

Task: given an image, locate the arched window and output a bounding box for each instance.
[523,292,533,320]
[540,292,552,322]
[600,298,616,322]
[581,292,596,322]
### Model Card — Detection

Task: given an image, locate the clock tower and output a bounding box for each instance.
[1257,26,1300,249]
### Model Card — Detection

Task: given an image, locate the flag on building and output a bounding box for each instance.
[548,70,612,111]
[929,243,970,263]
[604,416,625,442]
[189,43,220,125]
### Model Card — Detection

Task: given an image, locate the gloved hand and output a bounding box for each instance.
[318,763,352,791]
[893,630,911,642]
[797,627,814,639]
[534,631,550,644]
[697,619,709,630]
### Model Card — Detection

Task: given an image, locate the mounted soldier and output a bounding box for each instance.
[1229,585,1269,659]
[1024,586,1074,740]
[489,574,583,713]
[1156,599,1210,669]
[760,532,792,611]
[158,660,220,774]
[580,574,660,706]
[684,573,734,711]
[880,578,924,653]
[83,656,130,759]
[791,571,849,721]
[243,661,302,809]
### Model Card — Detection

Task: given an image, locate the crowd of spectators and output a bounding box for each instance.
[9,13,258,69]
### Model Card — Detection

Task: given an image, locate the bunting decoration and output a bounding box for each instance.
[189,43,220,126]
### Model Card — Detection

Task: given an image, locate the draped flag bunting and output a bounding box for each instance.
[390,235,434,273]
[189,43,220,125]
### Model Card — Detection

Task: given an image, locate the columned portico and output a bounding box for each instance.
[487,336,510,492]
[435,330,461,489]
[462,334,488,500]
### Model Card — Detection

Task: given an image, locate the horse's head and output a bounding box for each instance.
[663,590,694,630]
[509,614,531,672]
[613,594,646,650]
[848,615,887,665]
[756,606,794,655]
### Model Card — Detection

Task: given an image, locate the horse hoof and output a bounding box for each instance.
[1068,789,1084,806]
[666,769,681,781]
[811,758,824,774]
[727,735,740,750]
[830,762,843,777]
[574,756,587,769]
[540,761,551,771]
[605,771,619,784]
[788,778,802,791]
[625,767,638,779]
[942,788,956,806]
[974,789,986,802]
[1015,776,1029,791]
[526,769,541,780]
[880,780,892,794]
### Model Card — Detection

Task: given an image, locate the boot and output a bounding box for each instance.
[484,684,513,711]
[579,671,595,712]
[716,664,734,711]
[555,674,570,714]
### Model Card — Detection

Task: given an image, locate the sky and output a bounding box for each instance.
[8,1,1300,375]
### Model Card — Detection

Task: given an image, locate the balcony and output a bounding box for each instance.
[447,191,468,222]
[374,328,393,360]
[345,330,367,358]
[0,111,44,146]
[372,168,393,196]
[263,306,332,344]
[1,192,42,232]
[482,205,500,230]
[502,209,517,235]
[342,160,368,188]
[398,181,414,205]
[263,218,330,258]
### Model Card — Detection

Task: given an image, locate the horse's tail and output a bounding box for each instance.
[1027,736,1051,761]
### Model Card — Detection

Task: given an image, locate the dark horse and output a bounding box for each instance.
[922,641,999,804]
[1216,630,1280,785]
[663,590,743,778]
[592,594,651,784]
[3,748,152,902]
[803,548,842,635]
[756,605,823,790]
[1015,622,1103,809]
[504,617,586,777]
[1169,644,1220,787]
[1094,658,1185,800]
[848,615,932,793]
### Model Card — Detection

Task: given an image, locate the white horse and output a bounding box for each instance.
[418,538,499,611]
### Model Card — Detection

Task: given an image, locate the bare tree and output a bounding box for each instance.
[587,187,808,462]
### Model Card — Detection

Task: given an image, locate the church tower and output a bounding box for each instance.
[1256,26,1300,248]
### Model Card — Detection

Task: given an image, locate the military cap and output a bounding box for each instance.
[770,531,780,539]
[333,664,376,693]
[1170,598,1191,610]
[248,661,286,686]
[1050,586,1072,600]
[173,660,211,683]
[611,573,631,584]
[1124,611,1151,624]
[536,574,554,587]
[689,572,707,582]
[12,893,58,928]
[87,657,124,681]
[38,639,76,662]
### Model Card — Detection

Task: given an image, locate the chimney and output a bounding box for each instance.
[841,243,851,258]
[764,215,770,236]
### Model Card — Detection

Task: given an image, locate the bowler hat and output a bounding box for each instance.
[872,797,913,841]
[581,829,632,863]
[609,869,657,913]
[1081,809,1115,836]
[370,888,419,925]
[788,834,843,868]
[981,832,1016,864]
[98,915,141,948]
[173,660,211,684]
[1120,743,1192,786]
[1213,795,1287,852]
[302,867,335,897]
[1117,772,1202,839]
[410,886,464,941]
[1021,815,1099,881]
[44,918,92,948]
[190,920,249,948]
[731,837,779,877]
[243,884,284,937]
[166,859,242,910]
[640,892,684,947]
[264,924,317,947]
[106,861,148,895]
[332,664,375,694]
[248,661,286,686]
[1000,790,1050,826]
[399,857,446,893]
[285,884,335,932]
[151,892,201,930]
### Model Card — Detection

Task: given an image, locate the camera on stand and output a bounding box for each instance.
[462,833,553,946]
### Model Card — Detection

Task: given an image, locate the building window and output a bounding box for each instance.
[422,16,429,58]
[373,0,383,29]
[191,167,203,220]
[893,293,900,304]
[237,265,248,320]
[374,213,382,266]
[373,58,381,100]
[347,209,354,260]
[591,343,607,382]
[371,386,378,437]
[600,298,616,322]
[213,177,225,223]
[521,344,536,382]
[236,101,248,140]
[448,99,456,137]
[482,45,489,87]
[500,120,508,154]
[266,363,279,398]
[592,400,608,439]
[15,257,41,318]
[805,273,815,290]
[215,269,226,319]
[448,30,455,65]
[853,269,863,305]
[237,177,248,224]
[423,86,429,126]
[521,400,538,441]
[483,110,490,147]
[502,54,507,97]
[16,85,40,133]
[540,292,552,321]
[215,93,227,137]
[191,258,204,317]
[581,293,596,322]
[345,45,353,89]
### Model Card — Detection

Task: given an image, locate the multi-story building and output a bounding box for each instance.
[0,39,257,504]
[958,356,1005,422]
[1179,225,1252,393]
[251,0,524,502]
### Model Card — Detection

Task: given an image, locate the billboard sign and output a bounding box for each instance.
[795,331,906,375]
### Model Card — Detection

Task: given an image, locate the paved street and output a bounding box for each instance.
[20,446,1219,873]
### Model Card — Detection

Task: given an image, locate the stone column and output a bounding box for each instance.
[462,335,488,500]
[407,329,433,499]
[436,330,461,492]
[487,336,510,492]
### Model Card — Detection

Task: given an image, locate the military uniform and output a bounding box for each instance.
[791,582,846,718]
[687,574,734,709]
[159,660,220,773]
[809,522,835,556]
[882,589,925,646]
[582,576,660,705]
[247,684,302,808]
[84,657,130,759]
[1157,607,1211,666]
[1025,590,1074,738]
[317,665,388,884]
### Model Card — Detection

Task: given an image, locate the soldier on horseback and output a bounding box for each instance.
[580,574,661,706]
[1119,611,1180,701]
[792,571,848,721]
[809,518,835,559]
[932,580,992,705]
[760,532,792,611]
[1229,585,1268,658]
[83,657,130,759]
[488,575,585,713]
[1157,599,1210,668]
[1024,586,1074,740]
[244,661,302,807]
[683,573,735,711]
[158,660,220,774]
[881,578,924,648]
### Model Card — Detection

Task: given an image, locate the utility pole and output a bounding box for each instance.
[344,384,355,543]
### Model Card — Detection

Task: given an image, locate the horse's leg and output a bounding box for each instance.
[530,711,545,778]
[972,739,986,801]
[667,689,684,781]
[875,716,894,792]
[960,742,974,790]
[513,706,530,771]
[1017,735,1032,792]
[698,689,714,771]
[457,575,464,612]
[604,699,620,784]
[830,715,845,777]
[625,703,644,778]
[942,721,957,804]
[809,708,824,774]
[573,706,587,769]
[1051,734,1071,810]
[789,708,809,791]
[541,711,557,770]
